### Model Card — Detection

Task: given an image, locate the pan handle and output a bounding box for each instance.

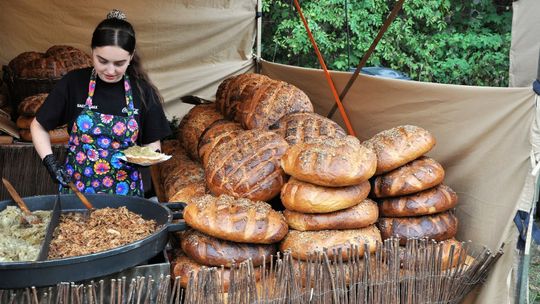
[162,202,188,232]
[167,220,188,232]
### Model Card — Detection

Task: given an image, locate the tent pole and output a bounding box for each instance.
[326,0,405,119]
[256,0,262,73]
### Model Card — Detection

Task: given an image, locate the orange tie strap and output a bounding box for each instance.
[292,0,355,137]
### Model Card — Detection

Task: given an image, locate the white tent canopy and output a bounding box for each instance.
[1,1,539,303]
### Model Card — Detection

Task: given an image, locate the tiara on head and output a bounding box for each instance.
[106,9,127,21]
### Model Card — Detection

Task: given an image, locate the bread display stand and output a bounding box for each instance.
[0,2,536,303]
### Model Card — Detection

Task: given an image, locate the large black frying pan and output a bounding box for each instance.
[0,194,186,289]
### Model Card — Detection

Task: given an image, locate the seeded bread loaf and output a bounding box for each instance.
[269,112,347,146]
[281,135,377,187]
[178,103,224,160]
[180,229,277,267]
[205,129,289,202]
[379,184,458,217]
[371,156,445,198]
[183,194,289,244]
[197,119,243,167]
[377,211,458,245]
[364,125,436,175]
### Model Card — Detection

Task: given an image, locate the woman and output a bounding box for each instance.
[31,9,171,197]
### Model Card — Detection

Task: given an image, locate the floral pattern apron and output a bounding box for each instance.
[61,69,143,196]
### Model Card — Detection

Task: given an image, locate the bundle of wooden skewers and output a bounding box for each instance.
[0,238,503,304]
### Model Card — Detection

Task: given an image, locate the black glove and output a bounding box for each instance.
[42,154,71,187]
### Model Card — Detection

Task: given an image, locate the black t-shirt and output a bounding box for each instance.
[36,67,171,145]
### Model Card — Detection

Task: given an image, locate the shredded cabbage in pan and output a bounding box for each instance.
[0,206,51,262]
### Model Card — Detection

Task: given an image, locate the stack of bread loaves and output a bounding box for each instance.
[171,194,289,290]
[278,134,382,261]
[16,93,69,144]
[365,125,461,266]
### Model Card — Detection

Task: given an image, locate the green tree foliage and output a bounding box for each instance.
[262,0,512,86]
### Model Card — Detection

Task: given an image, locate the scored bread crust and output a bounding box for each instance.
[378,184,458,217]
[205,129,289,202]
[180,229,277,267]
[269,112,347,146]
[377,211,458,245]
[371,156,445,198]
[280,135,377,187]
[364,125,435,175]
[183,194,289,244]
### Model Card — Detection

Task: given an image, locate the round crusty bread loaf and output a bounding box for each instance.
[16,115,34,129]
[197,119,243,167]
[19,127,69,144]
[281,135,377,187]
[8,51,44,75]
[371,156,445,198]
[269,112,347,146]
[379,184,458,217]
[170,250,263,291]
[163,157,205,200]
[398,238,465,270]
[205,129,289,202]
[280,225,382,261]
[238,79,314,130]
[281,177,370,213]
[184,194,289,244]
[364,125,436,175]
[215,73,272,122]
[18,93,48,116]
[284,198,379,231]
[180,229,277,267]
[178,103,224,160]
[377,210,458,245]
[167,181,207,203]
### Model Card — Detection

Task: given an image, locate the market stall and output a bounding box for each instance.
[0,1,538,304]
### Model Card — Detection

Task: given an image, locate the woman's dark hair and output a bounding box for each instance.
[91,15,164,107]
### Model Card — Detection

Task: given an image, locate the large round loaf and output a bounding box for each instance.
[281,136,377,187]
[379,184,458,217]
[215,73,271,122]
[281,177,371,213]
[44,45,93,72]
[18,93,48,115]
[197,119,243,167]
[284,198,379,231]
[371,156,445,198]
[238,79,314,129]
[8,51,44,75]
[184,194,289,244]
[170,250,263,291]
[377,211,458,245]
[364,125,436,175]
[280,226,382,261]
[163,158,205,200]
[180,229,277,267]
[167,181,207,203]
[178,103,224,160]
[269,112,347,146]
[205,129,289,202]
